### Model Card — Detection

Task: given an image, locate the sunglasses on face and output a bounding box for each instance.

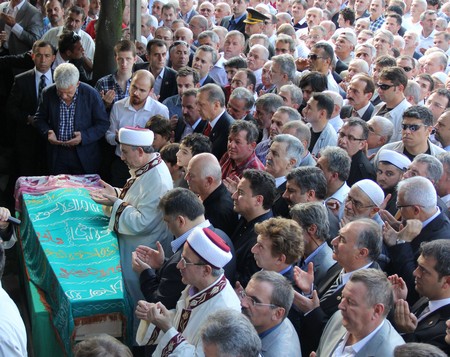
[401,123,427,132]
[376,83,395,90]
[307,54,326,61]
[401,66,413,72]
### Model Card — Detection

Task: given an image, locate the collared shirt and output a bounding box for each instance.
[170,220,211,253]
[181,117,202,139]
[220,151,265,179]
[259,322,283,339]
[106,96,169,156]
[303,242,328,268]
[35,68,52,98]
[329,115,344,133]
[153,67,165,96]
[94,73,131,107]
[230,12,246,26]
[374,98,411,142]
[3,0,26,48]
[58,88,78,141]
[418,297,450,322]
[42,26,95,60]
[422,208,440,229]
[210,109,225,129]
[441,194,450,207]
[179,8,195,23]
[356,101,371,118]
[209,54,228,86]
[418,29,437,52]
[275,176,286,188]
[52,51,67,69]
[341,261,373,287]
[369,15,385,32]
[333,320,386,357]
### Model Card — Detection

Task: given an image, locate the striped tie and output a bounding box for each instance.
[320,271,343,302]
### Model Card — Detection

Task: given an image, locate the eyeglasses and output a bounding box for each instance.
[337,131,365,142]
[178,256,207,269]
[401,67,413,72]
[307,53,327,61]
[401,123,427,132]
[376,83,396,90]
[170,40,189,50]
[239,290,278,308]
[345,195,375,210]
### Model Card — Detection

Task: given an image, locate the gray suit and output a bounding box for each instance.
[0,1,42,54]
[302,244,337,288]
[310,123,338,157]
[316,312,404,357]
[261,318,302,357]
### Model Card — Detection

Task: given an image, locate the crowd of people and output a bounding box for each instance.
[3,0,450,355]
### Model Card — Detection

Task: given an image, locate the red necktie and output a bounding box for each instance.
[204,123,212,136]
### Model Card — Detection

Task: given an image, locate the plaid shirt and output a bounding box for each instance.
[58,89,78,141]
[94,73,131,106]
[369,15,385,32]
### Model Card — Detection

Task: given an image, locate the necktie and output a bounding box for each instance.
[351,108,360,118]
[203,123,212,136]
[416,301,431,322]
[320,271,343,302]
[38,74,46,100]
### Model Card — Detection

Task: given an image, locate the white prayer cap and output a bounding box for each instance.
[118,126,154,146]
[187,227,232,269]
[378,150,411,171]
[432,72,447,86]
[353,179,384,207]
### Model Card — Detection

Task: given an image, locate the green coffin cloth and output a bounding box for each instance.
[20,187,132,355]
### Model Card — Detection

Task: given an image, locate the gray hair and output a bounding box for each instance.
[255,93,284,114]
[271,54,296,81]
[73,334,132,357]
[349,268,393,317]
[354,218,382,262]
[394,343,447,357]
[201,310,261,357]
[250,270,294,319]
[413,154,443,184]
[355,43,376,58]
[249,33,271,49]
[142,13,158,27]
[290,202,329,241]
[319,146,351,182]
[272,134,304,167]
[54,63,79,89]
[249,43,269,61]
[348,59,370,74]
[405,80,421,105]
[375,28,394,45]
[437,152,450,174]
[280,84,303,106]
[226,30,246,46]
[196,45,218,65]
[368,116,394,142]
[420,9,437,21]
[198,30,220,45]
[229,87,255,110]
[323,90,343,109]
[193,153,222,181]
[198,83,225,107]
[282,121,311,147]
[275,106,301,122]
[397,176,437,210]
[275,34,296,53]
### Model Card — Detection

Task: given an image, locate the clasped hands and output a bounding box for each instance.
[48,130,81,147]
[136,301,173,333]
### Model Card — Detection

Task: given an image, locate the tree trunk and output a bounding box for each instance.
[92,1,124,83]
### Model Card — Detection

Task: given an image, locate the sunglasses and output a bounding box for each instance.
[376,83,396,90]
[401,66,413,72]
[307,54,326,61]
[401,123,427,132]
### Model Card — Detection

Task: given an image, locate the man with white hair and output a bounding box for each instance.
[405,80,422,105]
[135,227,241,354]
[418,10,438,53]
[401,31,422,59]
[323,90,344,133]
[383,176,450,303]
[422,50,448,75]
[34,62,109,175]
[373,29,394,57]
[366,116,394,156]
[247,44,269,87]
[355,43,377,69]
[335,30,357,66]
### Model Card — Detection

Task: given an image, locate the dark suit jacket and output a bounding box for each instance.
[388,212,450,304]
[173,117,207,143]
[133,64,178,102]
[181,9,198,23]
[347,149,377,186]
[221,14,247,35]
[402,298,450,355]
[206,110,235,160]
[139,225,236,309]
[34,83,110,174]
[340,103,375,122]
[335,59,348,75]
[299,261,380,356]
[8,68,49,175]
[203,183,239,237]
[202,74,217,86]
[272,182,290,218]
[231,211,273,287]
[0,1,42,55]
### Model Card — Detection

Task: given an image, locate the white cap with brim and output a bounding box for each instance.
[118,126,154,146]
[378,150,411,171]
[353,179,384,207]
[187,227,232,269]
